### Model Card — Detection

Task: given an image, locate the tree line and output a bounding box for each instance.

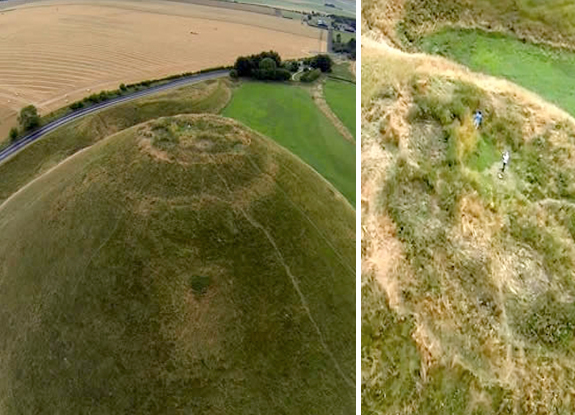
[6,53,335,143]
[333,36,356,60]
[230,51,333,81]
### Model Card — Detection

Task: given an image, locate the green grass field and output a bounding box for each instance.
[0,80,230,205]
[223,82,356,204]
[330,62,355,81]
[333,30,355,43]
[419,28,575,116]
[0,114,355,414]
[324,79,355,138]
[280,9,303,19]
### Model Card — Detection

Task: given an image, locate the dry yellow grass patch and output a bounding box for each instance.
[0,0,325,139]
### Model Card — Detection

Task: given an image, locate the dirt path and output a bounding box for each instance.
[311,82,355,143]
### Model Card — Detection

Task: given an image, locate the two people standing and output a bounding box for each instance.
[474,110,510,175]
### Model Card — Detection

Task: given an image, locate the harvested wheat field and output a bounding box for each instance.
[0,0,326,139]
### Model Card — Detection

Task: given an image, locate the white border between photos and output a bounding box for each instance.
[355,8,362,414]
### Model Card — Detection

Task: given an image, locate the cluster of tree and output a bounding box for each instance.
[302,54,333,73]
[333,35,356,60]
[231,51,291,81]
[8,105,40,142]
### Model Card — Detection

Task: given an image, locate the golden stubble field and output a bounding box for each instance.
[0,0,326,139]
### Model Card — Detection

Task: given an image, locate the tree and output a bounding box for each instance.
[336,33,341,44]
[18,105,40,132]
[310,54,333,72]
[288,61,299,72]
[235,56,252,77]
[9,127,18,142]
[229,69,238,79]
[259,57,277,72]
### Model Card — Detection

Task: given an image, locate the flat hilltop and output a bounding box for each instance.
[0,114,355,413]
[362,1,575,410]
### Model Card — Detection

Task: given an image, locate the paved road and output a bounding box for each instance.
[0,70,229,164]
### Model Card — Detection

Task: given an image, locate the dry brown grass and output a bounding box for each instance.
[0,0,325,139]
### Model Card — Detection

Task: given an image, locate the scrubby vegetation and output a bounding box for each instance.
[303,54,334,72]
[0,114,355,414]
[399,0,575,47]
[362,47,575,414]
[300,68,322,82]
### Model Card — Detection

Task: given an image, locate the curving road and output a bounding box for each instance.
[0,69,229,165]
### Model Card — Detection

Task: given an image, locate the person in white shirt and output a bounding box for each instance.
[501,150,510,172]
[473,110,483,129]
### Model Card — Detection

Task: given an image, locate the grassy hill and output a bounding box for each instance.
[362,39,575,414]
[0,114,355,414]
[0,79,231,205]
[223,82,356,204]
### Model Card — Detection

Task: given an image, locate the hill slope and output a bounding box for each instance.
[0,114,355,414]
[0,79,231,205]
[364,0,575,50]
[362,35,575,414]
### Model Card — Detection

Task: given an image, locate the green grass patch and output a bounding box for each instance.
[324,79,356,137]
[420,28,575,117]
[189,275,211,295]
[223,82,356,204]
[330,62,355,81]
[361,276,421,414]
[466,134,499,172]
[300,68,322,83]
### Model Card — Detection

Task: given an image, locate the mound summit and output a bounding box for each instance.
[362,34,575,414]
[0,114,355,414]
